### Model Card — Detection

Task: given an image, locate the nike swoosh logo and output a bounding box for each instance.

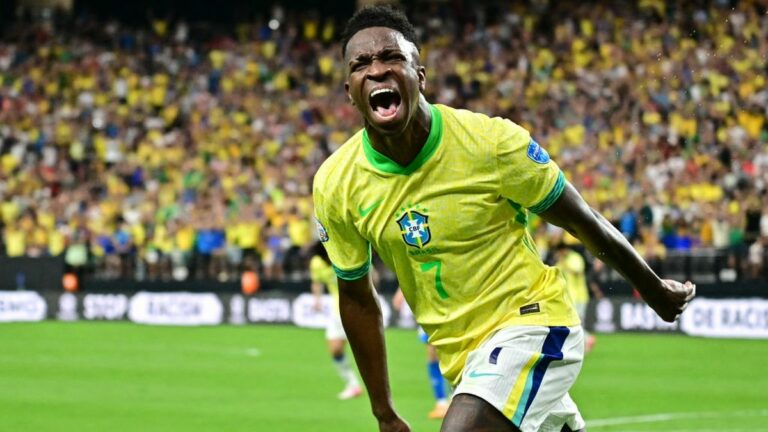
[358,200,383,217]
[467,370,503,378]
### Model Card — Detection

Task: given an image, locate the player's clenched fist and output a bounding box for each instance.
[645,280,696,322]
[378,416,411,432]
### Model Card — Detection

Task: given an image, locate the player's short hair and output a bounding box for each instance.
[340,5,419,58]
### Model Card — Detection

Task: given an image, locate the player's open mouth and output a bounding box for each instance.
[369,87,402,121]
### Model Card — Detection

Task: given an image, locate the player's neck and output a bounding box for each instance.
[366,98,432,167]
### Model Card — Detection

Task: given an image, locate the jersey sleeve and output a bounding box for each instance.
[313,177,371,281]
[494,118,565,213]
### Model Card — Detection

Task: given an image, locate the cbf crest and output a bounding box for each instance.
[396,204,431,249]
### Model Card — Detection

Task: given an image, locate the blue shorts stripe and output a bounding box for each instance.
[519,326,570,421]
[489,347,503,365]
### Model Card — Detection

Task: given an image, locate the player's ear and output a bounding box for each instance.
[344,82,354,105]
[418,66,426,92]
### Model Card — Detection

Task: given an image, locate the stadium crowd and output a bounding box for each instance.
[1,1,767,283]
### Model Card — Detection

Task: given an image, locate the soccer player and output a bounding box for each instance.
[312,6,696,431]
[393,288,450,419]
[309,242,363,400]
[554,244,596,353]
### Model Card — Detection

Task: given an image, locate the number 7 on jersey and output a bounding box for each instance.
[420,260,449,299]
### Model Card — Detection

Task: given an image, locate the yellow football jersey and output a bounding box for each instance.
[313,104,579,384]
[309,255,340,316]
[556,250,590,305]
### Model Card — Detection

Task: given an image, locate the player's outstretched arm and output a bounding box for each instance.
[338,275,411,432]
[539,183,695,322]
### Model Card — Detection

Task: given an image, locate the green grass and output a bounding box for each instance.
[0,323,766,431]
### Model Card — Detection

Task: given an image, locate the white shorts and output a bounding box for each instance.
[325,315,347,340]
[453,325,585,432]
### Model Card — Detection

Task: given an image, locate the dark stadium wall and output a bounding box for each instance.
[1,0,18,29]
[0,257,64,292]
[72,0,356,24]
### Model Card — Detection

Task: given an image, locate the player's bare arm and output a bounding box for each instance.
[539,183,696,322]
[337,275,411,432]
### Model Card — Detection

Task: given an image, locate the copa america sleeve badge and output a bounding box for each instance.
[527,138,550,164]
[315,217,329,242]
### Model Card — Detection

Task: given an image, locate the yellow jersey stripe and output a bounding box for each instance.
[502,352,543,419]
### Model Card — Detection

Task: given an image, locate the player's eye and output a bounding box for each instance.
[351,61,368,72]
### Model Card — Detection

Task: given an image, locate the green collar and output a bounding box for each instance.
[362,104,443,175]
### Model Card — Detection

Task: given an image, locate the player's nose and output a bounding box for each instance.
[365,59,390,81]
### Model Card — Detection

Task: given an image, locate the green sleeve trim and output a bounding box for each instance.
[528,171,566,214]
[362,104,443,175]
[331,245,372,281]
[332,261,370,281]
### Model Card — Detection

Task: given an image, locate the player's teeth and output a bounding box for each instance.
[370,88,394,98]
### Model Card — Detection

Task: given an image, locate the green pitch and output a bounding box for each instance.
[0,323,766,431]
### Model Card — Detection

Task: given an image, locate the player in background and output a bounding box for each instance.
[392,288,450,419]
[313,6,695,431]
[309,242,363,400]
[554,244,597,353]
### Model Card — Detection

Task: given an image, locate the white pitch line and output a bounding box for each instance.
[588,409,768,428]
[614,429,757,432]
